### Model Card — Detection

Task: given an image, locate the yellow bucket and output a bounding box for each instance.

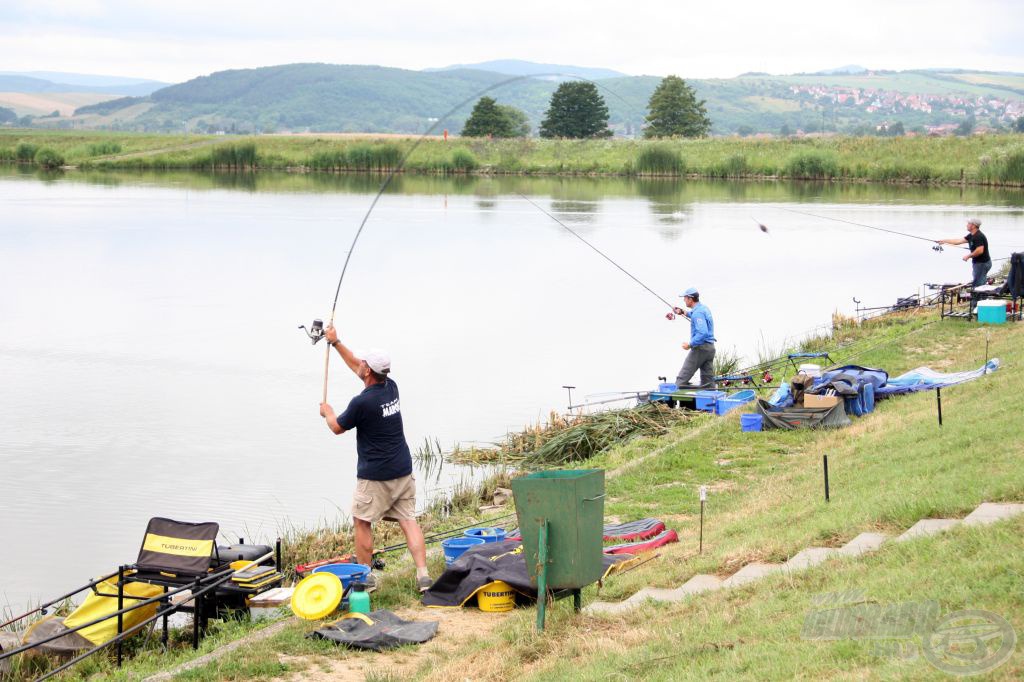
[477,580,515,612]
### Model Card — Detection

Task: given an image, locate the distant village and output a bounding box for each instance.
[787,83,1024,136]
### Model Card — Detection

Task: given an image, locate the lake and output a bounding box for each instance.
[2,167,1022,609]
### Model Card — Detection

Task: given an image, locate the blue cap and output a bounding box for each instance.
[680,287,699,298]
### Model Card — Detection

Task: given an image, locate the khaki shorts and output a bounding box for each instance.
[352,474,417,523]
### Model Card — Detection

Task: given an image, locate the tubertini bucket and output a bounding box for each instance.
[477,580,515,612]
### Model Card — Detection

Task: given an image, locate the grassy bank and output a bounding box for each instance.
[19,307,1017,681]
[3,130,1024,185]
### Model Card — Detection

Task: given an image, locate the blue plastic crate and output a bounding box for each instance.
[715,389,756,415]
[658,382,678,393]
[695,390,726,411]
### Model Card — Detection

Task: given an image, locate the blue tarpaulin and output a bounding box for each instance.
[876,359,1000,396]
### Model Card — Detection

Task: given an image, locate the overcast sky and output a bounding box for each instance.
[2,0,1022,83]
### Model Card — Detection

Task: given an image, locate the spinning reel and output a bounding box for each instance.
[932,244,944,252]
[298,319,325,344]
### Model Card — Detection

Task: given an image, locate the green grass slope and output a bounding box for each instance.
[43,310,1022,681]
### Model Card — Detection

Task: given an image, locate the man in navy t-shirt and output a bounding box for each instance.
[319,326,431,593]
[937,217,992,287]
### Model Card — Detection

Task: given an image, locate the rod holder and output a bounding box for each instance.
[823,455,830,503]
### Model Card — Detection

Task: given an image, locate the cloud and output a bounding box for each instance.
[0,0,1021,82]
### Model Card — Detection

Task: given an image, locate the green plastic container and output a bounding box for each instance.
[348,581,371,615]
[511,469,605,590]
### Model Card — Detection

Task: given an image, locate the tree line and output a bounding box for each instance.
[461,75,711,139]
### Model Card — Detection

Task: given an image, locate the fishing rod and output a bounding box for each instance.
[374,512,518,555]
[778,206,967,252]
[517,193,681,315]
[32,553,273,682]
[0,570,121,630]
[1,551,274,666]
[300,74,653,401]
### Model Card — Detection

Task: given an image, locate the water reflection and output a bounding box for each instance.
[5,166,1023,208]
[634,178,691,233]
[549,200,598,224]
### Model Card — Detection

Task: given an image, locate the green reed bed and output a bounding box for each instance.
[3,129,1024,185]
[451,403,701,468]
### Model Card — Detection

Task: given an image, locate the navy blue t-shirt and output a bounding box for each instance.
[965,230,991,264]
[336,378,413,481]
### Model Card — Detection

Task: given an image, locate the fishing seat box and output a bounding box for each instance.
[212,544,274,568]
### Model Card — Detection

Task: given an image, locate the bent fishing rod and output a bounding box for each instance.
[517,193,683,317]
[777,206,968,252]
[299,74,654,400]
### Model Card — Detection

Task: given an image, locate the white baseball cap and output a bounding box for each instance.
[355,348,391,374]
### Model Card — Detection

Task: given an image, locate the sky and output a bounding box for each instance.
[1,0,1023,84]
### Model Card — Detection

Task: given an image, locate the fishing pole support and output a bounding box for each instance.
[298,319,325,344]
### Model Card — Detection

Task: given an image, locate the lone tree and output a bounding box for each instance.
[643,75,711,138]
[539,81,612,138]
[462,97,516,137]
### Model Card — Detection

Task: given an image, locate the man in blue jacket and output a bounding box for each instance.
[672,287,717,388]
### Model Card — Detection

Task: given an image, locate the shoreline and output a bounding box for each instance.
[3,129,1024,188]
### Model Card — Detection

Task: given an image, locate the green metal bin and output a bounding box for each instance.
[511,469,605,591]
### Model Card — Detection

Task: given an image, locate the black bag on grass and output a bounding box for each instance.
[309,610,438,651]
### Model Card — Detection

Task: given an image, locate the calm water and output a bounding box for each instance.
[2,167,1023,609]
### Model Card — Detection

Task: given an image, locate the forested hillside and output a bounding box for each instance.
[39,63,1024,136]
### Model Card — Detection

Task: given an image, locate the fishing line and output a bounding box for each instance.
[517,193,677,311]
[312,73,650,400]
[777,206,967,250]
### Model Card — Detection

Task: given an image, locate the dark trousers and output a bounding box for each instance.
[972,261,992,287]
[676,343,716,388]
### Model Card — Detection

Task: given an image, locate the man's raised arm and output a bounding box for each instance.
[325,325,362,376]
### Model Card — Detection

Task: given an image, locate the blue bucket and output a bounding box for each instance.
[740,413,763,432]
[442,537,486,565]
[464,527,507,543]
[311,563,370,589]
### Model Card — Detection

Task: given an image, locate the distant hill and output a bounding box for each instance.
[23,62,1024,136]
[0,71,169,89]
[814,65,869,75]
[0,72,169,96]
[426,59,627,80]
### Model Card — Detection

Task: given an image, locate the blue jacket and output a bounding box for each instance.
[689,303,716,346]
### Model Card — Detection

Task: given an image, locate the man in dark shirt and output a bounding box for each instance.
[938,218,991,287]
[319,326,431,592]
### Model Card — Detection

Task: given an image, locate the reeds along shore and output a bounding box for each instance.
[3,130,1024,185]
